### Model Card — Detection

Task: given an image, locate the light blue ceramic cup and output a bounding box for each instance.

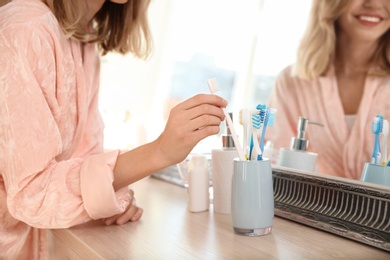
[231,159,274,236]
[361,163,390,186]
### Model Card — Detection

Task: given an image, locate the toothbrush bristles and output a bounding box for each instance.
[252,114,261,129]
[206,78,220,94]
[372,115,383,134]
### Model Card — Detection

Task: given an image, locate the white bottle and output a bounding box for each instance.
[262,140,280,166]
[212,113,238,214]
[278,117,318,172]
[188,154,209,212]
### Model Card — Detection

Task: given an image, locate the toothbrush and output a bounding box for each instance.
[259,107,277,156]
[258,107,279,160]
[371,115,383,164]
[239,108,250,160]
[248,134,254,160]
[250,105,277,160]
[250,109,263,160]
[382,119,389,166]
[256,105,269,160]
[207,78,246,161]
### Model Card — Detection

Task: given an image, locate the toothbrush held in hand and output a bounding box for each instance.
[207,78,246,161]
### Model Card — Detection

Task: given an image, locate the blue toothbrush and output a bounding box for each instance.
[250,108,263,160]
[248,135,254,160]
[257,106,269,160]
[249,104,277,160]
[371,115,383,164]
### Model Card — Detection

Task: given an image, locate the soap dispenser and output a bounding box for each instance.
[211,112,238,214]
[278,117,318,172]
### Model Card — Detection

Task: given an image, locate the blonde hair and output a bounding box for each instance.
[44,0,152,58]
[295,0,390,79]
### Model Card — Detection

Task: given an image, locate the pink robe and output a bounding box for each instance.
[0,1,130,258]
[266,65,390,180]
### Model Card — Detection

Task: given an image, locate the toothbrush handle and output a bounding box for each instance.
[252,131,261,160]
[222,107,246,161]
[372,134,381,164]
[382,137,387,166]
[249,135,254,160]
[243,126,248,160]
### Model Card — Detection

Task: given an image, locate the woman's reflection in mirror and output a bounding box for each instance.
[266,0,390,180]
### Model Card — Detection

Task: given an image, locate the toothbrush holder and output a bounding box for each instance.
[231,159,274,236]
[361,163,390,187]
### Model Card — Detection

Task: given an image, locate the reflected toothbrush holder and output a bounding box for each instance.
[361,163,390,187]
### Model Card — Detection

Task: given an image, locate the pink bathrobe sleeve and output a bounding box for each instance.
[0,1,131,259]
[266,65,390,180]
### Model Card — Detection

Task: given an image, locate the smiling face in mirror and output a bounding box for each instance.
[265,0,390,187]
[109,0,129,4]
[337,0,390,42]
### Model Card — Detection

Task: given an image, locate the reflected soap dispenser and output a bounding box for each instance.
[278,117,318,172]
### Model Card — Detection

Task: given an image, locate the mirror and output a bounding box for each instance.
[272,165,390,252]
[148,0,390,252]
[251,0,390,190]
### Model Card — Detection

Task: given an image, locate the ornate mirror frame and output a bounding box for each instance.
[272,166,390,252]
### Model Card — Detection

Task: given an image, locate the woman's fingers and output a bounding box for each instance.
[189,113,225,130]
[185,103,226,121]
[172,95,227,132]
[190,124,221,142]
[179,94,227,112]
[103,189,143,225]
[153,93,229,165]
[114,205,143,225]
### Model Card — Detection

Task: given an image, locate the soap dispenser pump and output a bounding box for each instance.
[278,117,318,172]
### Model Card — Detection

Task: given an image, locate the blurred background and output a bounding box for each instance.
[99,0,311,152]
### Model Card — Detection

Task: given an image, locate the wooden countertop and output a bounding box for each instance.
[49,177,390,259]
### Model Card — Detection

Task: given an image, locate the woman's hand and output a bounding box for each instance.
[154,94,227,165]
[113,94,227,189]
[103,189,143,225]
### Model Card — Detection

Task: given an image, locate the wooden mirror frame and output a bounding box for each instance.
[272,166,390,252]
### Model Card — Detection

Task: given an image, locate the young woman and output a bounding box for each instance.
[266,0,390,179]
[0,0,227,258]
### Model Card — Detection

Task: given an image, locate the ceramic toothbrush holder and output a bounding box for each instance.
[231,159,274,236]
